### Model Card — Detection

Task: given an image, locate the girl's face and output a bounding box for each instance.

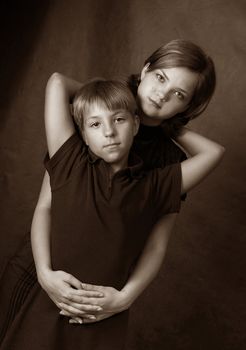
[137,65,199,126]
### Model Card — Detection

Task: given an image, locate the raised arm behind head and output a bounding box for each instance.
[176,127,225,194]
[44,73,82,157]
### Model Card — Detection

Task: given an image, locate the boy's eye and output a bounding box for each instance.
[156,73,165,82]
[90,121,100,128]
[174,91,184,100]
[115,117,125,123]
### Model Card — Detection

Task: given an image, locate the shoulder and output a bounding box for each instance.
[44,132,87,190]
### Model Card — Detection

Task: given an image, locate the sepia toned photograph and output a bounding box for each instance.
[0,1,245,349]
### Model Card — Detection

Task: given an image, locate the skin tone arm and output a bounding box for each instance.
[176,127,225,194]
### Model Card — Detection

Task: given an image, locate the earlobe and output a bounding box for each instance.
[140,63,150,80]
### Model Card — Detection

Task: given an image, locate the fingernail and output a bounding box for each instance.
[89,315,96,320]
[78,319,83,324]
[60,311,65,315]
[96,307,102,311]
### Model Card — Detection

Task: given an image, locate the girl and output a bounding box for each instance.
[0,78,224,350]
[0,39,223,340]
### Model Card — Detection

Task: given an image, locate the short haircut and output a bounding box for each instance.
[128,39,216,137]
[73,79,137,131]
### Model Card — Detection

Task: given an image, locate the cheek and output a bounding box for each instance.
[138,78,150,96]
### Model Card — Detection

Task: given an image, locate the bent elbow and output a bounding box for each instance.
[46,72,63,89]
[216,144,226,161]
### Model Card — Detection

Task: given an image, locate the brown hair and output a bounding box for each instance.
[73,79,137,131]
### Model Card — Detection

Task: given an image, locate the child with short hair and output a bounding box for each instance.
[0,78,224,350]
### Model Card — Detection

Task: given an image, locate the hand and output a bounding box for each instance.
[69,312,115,324]
[66,283,131,325]
[38,269,104,316]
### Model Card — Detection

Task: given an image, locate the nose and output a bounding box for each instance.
[103,122,115,137]
[156,87,168,102]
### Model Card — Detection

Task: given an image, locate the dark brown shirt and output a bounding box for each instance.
[45,133,181,290]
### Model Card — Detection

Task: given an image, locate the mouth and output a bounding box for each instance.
[148,98,161,109]
[103,143,120,149]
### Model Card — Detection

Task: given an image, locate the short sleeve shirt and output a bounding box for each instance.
[44,133,181,290]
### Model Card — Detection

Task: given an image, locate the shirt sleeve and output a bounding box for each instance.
[151,163,182,221]
[44,133,86,190]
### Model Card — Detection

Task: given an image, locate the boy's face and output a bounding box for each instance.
[82,102,139,172]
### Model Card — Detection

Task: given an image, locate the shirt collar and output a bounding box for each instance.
[87,147,143,179]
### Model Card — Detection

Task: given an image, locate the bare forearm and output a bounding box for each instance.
[30,172,52,282]
[31,207,51,274]
[121,214,177,308]
[175,127,225,157]
[175,127,225,194]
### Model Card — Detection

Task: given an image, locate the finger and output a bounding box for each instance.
[71,317,83,324]
[83,313,114,323]
[60,301,103,312]
[59,303,102,316]
[64,291,104,303]
[60,310,76,317]
[82,317,98,324]
[63,273,83,290]
[81,314,97,321]
[70,289,104,298]
[81,283,104,292]
[69,319,81,325]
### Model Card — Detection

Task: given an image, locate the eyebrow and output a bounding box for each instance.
[160,69,189,95]
[160,69,169,82]
[85,110,128,121]
[86,116,100,121]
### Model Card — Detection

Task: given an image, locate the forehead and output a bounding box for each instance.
[83,101,128,120]
[155,66,198,92]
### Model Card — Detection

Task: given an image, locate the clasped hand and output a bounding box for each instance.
[39,269,129,324]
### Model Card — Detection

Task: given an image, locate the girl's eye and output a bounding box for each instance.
[174,91,184,100]
[156,73,165,82]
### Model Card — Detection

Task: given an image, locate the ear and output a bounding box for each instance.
[133,115,140,136]
[140,63,150,80]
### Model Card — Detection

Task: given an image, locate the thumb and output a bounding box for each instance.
[64,273,82,290]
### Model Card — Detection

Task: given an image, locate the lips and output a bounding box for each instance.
[103,143,120,149]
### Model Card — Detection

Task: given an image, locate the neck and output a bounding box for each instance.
[109,157,128,175]
[138,110,162,127]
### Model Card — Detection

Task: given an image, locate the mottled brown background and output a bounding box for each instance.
[0,0,245,349]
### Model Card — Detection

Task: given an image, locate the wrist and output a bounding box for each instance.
[36,266,53,286]
[119,288,136,310]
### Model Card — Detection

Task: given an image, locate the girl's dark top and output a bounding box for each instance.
[1,134,181,350]
[132,123,187,170]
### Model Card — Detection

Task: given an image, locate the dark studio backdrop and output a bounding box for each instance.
[0,0,245,349]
